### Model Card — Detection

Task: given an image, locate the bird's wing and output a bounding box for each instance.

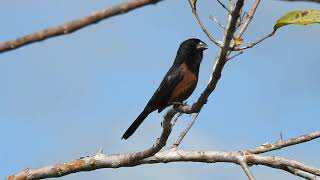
[146,65,184,112]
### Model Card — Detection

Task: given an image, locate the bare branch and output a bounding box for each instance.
[247,155,320,176]
[6,151,320,180]
[284,166,319,180]
[209,15,226,30]
[233,30,276,51]
[226,51,244,61]
[236,0,261,38]
[6,129,320,180]
[237,156,256,180]
[7,149,320,180]
[171,112,200,148]
[171,112,183,127]
[5,108,177,180]
[241,130,320,155]
[188,0,222,47]
[0,0,163,54]
[217,0,231,14]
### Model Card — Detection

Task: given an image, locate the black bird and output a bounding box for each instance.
[122,38,208,140]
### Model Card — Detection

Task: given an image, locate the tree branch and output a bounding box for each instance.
[171,112,200,148]
[7,149,319,180]
[284,166,319,180]
[233,31,276,51]
[241,130,320,155]
[0,0,163,54]
[236,0,261,39]
[237,156,256,180]
[5,108,177,180]
[5,129,320,180]
[188,0,222,47]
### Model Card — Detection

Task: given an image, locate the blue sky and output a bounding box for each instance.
[0,1,319,179]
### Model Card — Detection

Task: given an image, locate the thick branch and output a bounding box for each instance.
[6,129,320,180]
[7,150,319,180]
[5,109,177,180]
[0,0,163,54]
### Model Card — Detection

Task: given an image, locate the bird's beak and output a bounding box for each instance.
[196,41,208,50]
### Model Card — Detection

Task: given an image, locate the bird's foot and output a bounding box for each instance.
[170,102,186,106]
[171,102,190,112]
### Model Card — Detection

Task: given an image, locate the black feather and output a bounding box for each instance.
[122,38,207,139]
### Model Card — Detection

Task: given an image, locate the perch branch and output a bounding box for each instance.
[173,0,245,146]
[177,0,245,114]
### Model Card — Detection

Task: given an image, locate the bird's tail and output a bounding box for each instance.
[122,108,152,140]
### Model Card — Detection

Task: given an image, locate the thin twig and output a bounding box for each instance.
[236,0,261,38]
[217,0,231,14]
[226,51,244,61]
[233,30,276,51]
[241,130,320,154]
[0,0,163,54]
[188,0,222,47]
[209,15,226,29]
[171,113,200,148]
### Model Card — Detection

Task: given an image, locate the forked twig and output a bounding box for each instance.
[188,0,222,47]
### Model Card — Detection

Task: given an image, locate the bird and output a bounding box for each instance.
[122,38,208,140]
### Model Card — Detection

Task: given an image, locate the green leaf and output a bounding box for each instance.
[274,10,320,30]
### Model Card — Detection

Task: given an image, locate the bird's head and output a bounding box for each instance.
[180,38,208,53]
[175,38,208,64]
[174,38,208,67]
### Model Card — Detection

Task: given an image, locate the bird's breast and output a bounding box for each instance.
[168,63,198,102]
